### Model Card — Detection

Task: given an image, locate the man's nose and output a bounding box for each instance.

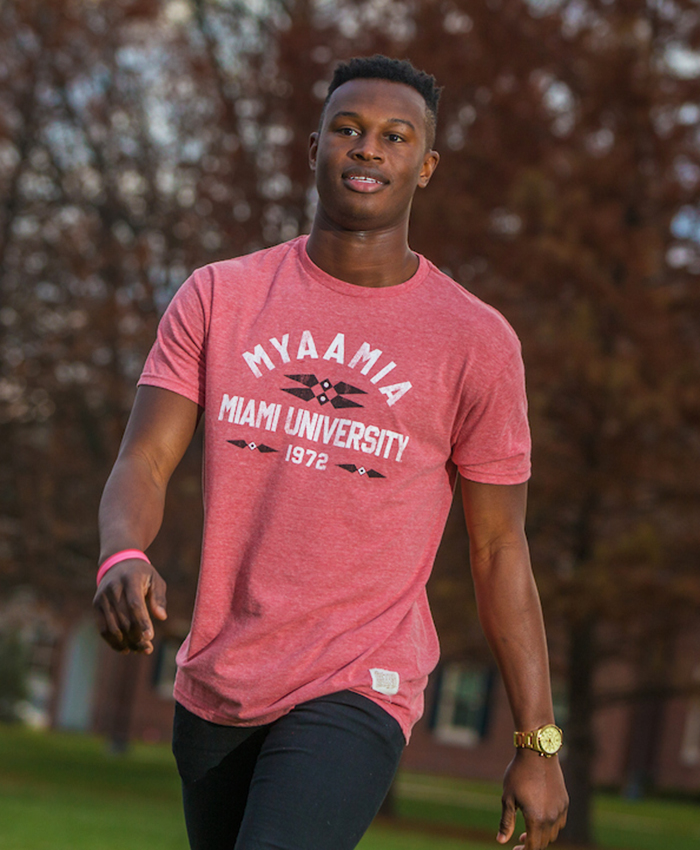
[349,135,383,161]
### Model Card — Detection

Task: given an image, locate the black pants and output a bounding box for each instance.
[172,691,405,850]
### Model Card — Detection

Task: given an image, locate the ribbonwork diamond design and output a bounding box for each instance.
[338,463,385,479]
[281,374,367,409]
[228,440,278,453]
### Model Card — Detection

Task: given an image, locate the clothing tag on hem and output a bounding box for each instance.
[370,668,400,696]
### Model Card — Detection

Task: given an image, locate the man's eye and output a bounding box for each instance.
[339,127,358,136]
[387,133,404,143]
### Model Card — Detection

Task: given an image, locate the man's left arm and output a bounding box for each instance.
[461,477,568,850]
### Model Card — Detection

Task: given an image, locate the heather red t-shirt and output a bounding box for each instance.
[139,236,530,740]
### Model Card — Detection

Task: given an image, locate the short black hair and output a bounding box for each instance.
[322,55,442,148]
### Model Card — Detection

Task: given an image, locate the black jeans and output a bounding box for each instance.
[172,691,405,850]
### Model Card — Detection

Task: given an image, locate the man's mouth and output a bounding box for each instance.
[343,171,388,193]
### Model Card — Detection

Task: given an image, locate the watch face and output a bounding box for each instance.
[537,725,562,755]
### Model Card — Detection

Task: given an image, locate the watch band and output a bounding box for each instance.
[514,730,536,749]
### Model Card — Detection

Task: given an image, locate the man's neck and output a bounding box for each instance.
[305,213,418,288]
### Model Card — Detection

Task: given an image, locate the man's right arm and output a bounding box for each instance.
[93,385,202,655]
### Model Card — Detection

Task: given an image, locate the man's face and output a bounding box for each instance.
[308,78,439,232]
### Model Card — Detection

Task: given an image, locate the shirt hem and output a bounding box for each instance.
[137,375,204,408]
[458,468,531,485]
[347,687,412,744]
[173,683,413,744]
[173,685,292,728]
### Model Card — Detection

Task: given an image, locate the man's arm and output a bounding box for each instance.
[461,477,568,850]
[93,385,202,655]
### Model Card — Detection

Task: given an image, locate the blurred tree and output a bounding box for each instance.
[0,0,287,609]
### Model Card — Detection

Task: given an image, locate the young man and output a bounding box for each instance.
[94,56,568,850]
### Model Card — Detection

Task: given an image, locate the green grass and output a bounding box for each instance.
[0,726,188,850]
[359,826,496,850]
[0,725,490,850]
[1,724,699,850]
[593,794,700,850]
[394,772,700,850]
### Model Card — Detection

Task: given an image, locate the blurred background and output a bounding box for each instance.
[1,1,700,848]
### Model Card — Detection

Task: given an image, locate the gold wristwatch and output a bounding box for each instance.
[514,724,563,758]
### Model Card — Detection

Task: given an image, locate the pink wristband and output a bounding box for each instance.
[96,549,151,586]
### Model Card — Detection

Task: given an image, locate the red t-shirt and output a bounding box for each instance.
[139,236,530,740]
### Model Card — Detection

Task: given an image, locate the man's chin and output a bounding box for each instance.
[321,205,400,234]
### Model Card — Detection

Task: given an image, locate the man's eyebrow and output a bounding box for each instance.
[387,118,417,132]
[330,111,417,132]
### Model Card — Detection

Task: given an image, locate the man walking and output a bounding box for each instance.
[94,55,568,850]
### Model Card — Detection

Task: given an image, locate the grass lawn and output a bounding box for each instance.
[0,726,187,850]
[393,773,700,850]
[1,724,699,850]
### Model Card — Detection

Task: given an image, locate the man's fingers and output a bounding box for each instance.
[125,582,155,638]
[108,597,145,651]
[523,822,546,850]
[529,796,568,849]
[517,812,558,850]
[497,797,516,844]
[544,807,565,847]
[146,572,168,621]
[113,592,136,636]
[95,604,128,652]
[514,831,527,850]
[94,561,165,653]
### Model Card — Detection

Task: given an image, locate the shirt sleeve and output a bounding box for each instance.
[451,349,531,485]
[137,269,210,407]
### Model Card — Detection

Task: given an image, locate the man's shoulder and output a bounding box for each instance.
[421,260,521,349]
[189,237,303,287]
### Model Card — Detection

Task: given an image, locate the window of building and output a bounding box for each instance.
[432,663,495,747]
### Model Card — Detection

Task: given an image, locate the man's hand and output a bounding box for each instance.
[497,749,568,850]
[93,559,168,654]
[94,387,199,653]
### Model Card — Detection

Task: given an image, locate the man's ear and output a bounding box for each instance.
[418,149,440,189]
[308,132,319,172]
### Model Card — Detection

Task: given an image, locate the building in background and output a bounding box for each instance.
[44,611,700,795]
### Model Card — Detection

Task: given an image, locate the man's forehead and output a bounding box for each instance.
[324,78,427,123]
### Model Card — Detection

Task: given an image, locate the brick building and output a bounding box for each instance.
[51,613,700,794]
